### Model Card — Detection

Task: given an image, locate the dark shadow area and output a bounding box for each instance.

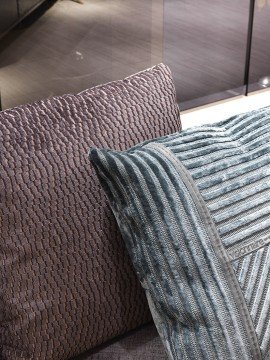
[0,0,57,61]
[71,322,167,360]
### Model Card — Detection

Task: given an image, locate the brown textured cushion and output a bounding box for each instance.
[0,63,180,360]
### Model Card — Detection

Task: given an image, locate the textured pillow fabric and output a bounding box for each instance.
[0,63,181,359]
[90,107,270,360]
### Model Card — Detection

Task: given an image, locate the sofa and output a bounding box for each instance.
[0,64,181,359]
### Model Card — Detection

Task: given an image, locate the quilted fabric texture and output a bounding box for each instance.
[90,107,270,360]
[0,63,181,359]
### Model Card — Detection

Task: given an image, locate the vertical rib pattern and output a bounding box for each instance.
[160,107,270,357]
[90,107,270,359]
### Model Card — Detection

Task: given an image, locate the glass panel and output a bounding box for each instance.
[248,0,270,92]
[0,0,163,109]
[164,0,250,109]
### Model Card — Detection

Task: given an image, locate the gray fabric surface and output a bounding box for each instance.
[73,324,167,360]
[90,107,270,359]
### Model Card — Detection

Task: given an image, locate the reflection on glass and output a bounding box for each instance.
[258,76,270,87]
[0,0,163,109]
[164,0,250,109]
[257,0,270,10]
[249,0,270,91]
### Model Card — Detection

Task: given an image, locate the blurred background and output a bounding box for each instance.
[0,0,269,110]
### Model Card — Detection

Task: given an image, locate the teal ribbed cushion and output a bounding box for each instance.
[90,107,270,360]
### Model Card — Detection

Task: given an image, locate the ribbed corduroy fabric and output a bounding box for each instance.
[90,107,270,360]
